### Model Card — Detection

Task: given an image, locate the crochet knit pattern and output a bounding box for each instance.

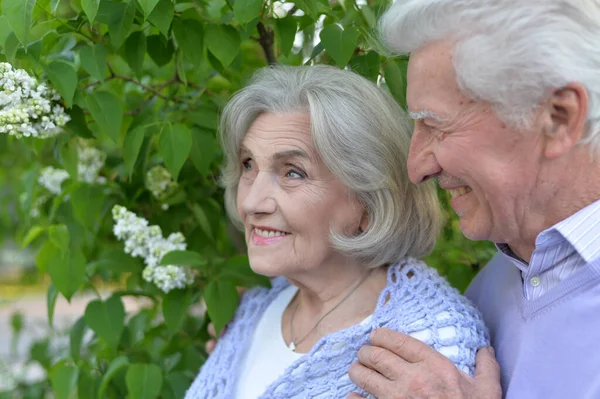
[186,258,490,398]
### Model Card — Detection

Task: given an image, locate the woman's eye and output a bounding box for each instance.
[285,169,305,179]
[241,159,253,171]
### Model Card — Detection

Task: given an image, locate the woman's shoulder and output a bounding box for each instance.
[375,258,490,375]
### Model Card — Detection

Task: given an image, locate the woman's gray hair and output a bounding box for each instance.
[220,65,442,268]
[380,0,600,155]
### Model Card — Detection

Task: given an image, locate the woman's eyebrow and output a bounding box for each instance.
[272,149,310,160]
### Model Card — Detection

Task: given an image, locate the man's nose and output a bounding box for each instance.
[407,128,442,184]
[240,172,277,215]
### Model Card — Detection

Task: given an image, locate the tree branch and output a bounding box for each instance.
[257,22,277,65]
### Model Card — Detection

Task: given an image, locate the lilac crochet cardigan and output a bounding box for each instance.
[186,258,489,398]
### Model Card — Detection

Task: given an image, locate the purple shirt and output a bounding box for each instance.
[466,200,600,398]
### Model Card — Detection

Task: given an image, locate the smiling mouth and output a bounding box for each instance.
[254,228,290,238]
[448,187,472,198]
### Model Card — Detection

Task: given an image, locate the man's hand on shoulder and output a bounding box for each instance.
[347,328,502,399]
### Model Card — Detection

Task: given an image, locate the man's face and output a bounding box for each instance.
[406,40,546,245]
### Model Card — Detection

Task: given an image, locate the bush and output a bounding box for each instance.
[0,0,495,397]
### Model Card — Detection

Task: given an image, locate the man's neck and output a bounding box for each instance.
[508,148,600,262]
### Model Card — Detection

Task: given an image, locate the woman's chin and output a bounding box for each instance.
[248,262,281,278]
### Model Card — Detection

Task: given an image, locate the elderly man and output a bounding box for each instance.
[349,0,600,398]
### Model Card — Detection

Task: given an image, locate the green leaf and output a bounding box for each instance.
[219,255,271,288]
[86,91,123,143]
[190,203,213,240]
[84,295,125,350]
[81,0,100,24]
[165,373,190,399]
[36,240,55,273]
[79,43,107,82]
[384,58,409,109]
[108,0,136,49]
[126,364,163,399]
[159,250,207,267]
[50,0,62,13]
[148,0,174,38]
[0,16,13,48]
[70,183,105,230]
[47,245,87,301]
[147,34,174,66]
[97,356,129,399]
[320,24,359,68]
[47,283,58,327]
[69,316,86,361]
[48,224,70,253]
[204,279,239,335]
[22,225,46,248]
[162,289,192,335]
[60,140,79,179]
[45,61,77,107]
[50,361,79,399]
[350,50,380,82]
[4,32,20,62]
[276,17,297,56]
[189,128,218,177]
[293,0,325,18]
[158,123,192,181]
[172,18,203,64]
[124,31,146,79]
[137,0,160,19]
[66,106,94,138]
[2,0,36,46]
[123,125,146,179]
[90,249,143,273]
[205,24,240,68]
[234,0,262,24]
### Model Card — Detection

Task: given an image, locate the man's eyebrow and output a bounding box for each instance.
[408,110,449,122]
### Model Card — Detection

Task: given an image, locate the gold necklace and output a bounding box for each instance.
[287,269,373,352]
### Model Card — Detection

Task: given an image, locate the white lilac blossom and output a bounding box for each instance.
[145,166,178,201]
[77,143,107,184]
[0,62,70,139]
[0,356,16,393]
[38,166,70,195]
[37,143,106,196]
[112,205,194,293]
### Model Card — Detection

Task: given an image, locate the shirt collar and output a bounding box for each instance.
[496,199,600,273]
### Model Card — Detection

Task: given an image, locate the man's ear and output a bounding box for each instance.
[543,82,589,159]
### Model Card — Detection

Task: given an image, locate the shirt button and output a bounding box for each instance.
[530,276,541,287]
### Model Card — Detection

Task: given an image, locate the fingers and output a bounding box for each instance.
[474,347,502,398]
[346,393,365,399]
[348,362,389,397]
[357,345,406,380]
[205,339,217,354]
[370,328,439,363]
[207,322,216,338]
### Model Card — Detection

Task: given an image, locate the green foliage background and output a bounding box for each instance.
[0,0,495,397]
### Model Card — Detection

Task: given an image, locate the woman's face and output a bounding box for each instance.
[236,112,365,277]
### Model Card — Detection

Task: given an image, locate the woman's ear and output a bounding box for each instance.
[359,211,369,233]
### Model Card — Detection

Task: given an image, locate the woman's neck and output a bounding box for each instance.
[282,259,389,353]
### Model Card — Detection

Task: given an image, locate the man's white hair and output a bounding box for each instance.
[380,0,600,153]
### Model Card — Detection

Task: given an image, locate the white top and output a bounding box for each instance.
[234,284,303,399]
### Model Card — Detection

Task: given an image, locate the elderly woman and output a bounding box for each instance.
[185,65,488,399]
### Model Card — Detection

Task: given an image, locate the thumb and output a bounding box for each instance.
[474,347,502,398]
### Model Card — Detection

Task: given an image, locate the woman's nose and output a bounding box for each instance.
[240,172,277,215]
